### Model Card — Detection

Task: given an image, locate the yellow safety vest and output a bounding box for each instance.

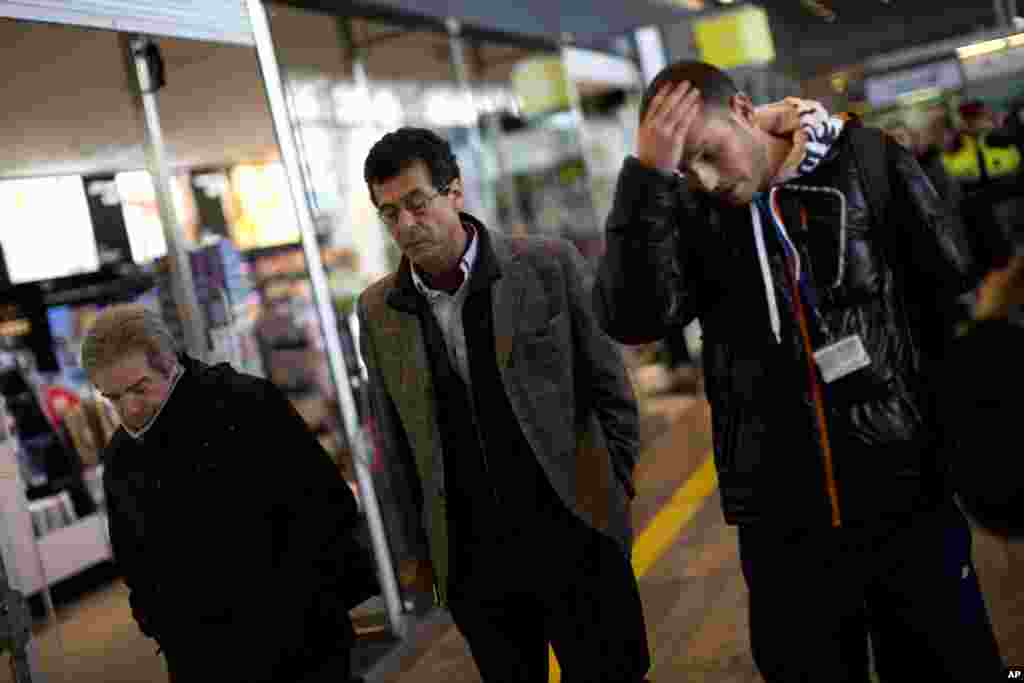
[942,133,1021,181]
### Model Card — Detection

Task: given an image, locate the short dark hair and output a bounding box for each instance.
[640,61,739,122]
[364,127,460,206]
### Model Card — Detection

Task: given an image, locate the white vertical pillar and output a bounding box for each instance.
[559,39,605,238]
[123,35,208,360]
[447,17,499,229]
[634,26,668,85]
[243,0,407,639]
[996,0,1010,28]
[0,439,46,683]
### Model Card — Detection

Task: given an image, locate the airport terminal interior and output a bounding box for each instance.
[0,0,1021,681]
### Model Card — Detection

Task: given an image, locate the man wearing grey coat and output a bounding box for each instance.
[357,128,650,683]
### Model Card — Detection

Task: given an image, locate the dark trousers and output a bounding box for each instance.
[446,505,650,683]
[738,501,1003,682]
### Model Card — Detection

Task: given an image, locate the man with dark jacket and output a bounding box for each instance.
[357,128,648,682]
[594,61,1003,681]
[944,253,1024,538]
[85,304,377,682]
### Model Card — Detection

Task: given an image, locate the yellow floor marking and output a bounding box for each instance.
[549,454,718,680]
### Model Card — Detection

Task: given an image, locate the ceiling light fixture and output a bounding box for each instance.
[799,0,837,22]
[957,36,1015,59]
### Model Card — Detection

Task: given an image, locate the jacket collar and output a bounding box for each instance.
[131,353,204,444]
[387,212,502,314]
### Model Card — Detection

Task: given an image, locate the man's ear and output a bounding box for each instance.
[147,351,177,378]
[448,177,465,211]
[730,92,756,126]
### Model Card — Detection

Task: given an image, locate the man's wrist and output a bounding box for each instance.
[635,155,680,179]
[624,155,683,184]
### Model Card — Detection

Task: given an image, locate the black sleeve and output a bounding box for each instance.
[594,157,705,344]
[236,380,371,682]
[885,137,977,297]
[102,448,159,641]
[941,320,1024,537]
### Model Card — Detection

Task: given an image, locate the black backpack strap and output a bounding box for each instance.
[845,125,890,228]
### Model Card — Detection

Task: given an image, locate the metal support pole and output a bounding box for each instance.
[558,40,606,242]
[122,35,208,360]
[447,18,498,229]
[633,26,668,86]
[337,16,373,115]
[0,450,43,682]
[0,554,40,682]
[244,0,407,639]
[2,404,58,682]
[996,0,1010,28]
[467,41,526,233]
[334,16,363,85]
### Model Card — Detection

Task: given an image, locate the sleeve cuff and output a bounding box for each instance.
[606,157,688,238]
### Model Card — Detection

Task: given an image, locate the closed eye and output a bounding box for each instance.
[102,377,149,402]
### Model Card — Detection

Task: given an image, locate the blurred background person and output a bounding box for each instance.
[944,100,1022,188]
[944,253,1024,538]
[885,120,962,207]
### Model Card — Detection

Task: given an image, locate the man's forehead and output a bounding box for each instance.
[683,112,729,162]
[95,352,150,390]
[374,161,431,202]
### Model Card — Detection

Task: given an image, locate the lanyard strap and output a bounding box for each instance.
[751,200,782,344]
[766,189,819,312]
[753,188,839,344]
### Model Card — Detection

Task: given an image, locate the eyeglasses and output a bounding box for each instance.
[378,186,449,227]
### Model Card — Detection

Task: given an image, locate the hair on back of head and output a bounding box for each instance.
[364,127,460,205]
[640,61,739,122]
[80,303,178,381]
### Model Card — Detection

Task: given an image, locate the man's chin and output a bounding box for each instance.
[714,189,753,207]
[407,245,438,268]
[124,416,151,432]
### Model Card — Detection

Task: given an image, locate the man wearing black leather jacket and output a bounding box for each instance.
[594,60,1003,681]
[84,304,378,682]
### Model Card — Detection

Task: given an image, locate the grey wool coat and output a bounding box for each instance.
[357,217,640,604]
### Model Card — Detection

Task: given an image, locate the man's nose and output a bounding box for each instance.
[395,207,418,231]
[121,396,143,419]
[691,163,719,193]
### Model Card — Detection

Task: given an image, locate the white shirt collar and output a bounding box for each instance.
[410,227,479,300]
[125,362,184,440]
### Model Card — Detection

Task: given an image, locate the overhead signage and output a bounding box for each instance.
[865,59,963,108]
[693,6,775,70]
[960,44,1024,83]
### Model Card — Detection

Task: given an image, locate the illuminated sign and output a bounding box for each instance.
[229,163,300,251]
[693,6,776,70]
[0,176,100,284]
[865,59,963,108]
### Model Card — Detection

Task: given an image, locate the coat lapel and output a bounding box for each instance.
[489,233,527,372]
[374,295,442,483]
